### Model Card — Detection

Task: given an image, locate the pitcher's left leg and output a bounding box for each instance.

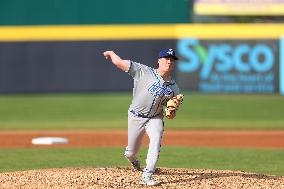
[143,116,164,176]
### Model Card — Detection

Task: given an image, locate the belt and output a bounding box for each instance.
[130,110,150,118]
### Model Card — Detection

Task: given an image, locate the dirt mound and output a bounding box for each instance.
[0,167,283,189]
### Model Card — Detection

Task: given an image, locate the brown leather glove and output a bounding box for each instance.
[165,94,184,119]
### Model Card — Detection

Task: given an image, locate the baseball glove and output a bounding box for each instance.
[165,94,184,119]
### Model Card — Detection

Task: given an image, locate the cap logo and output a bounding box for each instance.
[167,49,174,55]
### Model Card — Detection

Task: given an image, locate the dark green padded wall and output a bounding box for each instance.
[0,0,190,25]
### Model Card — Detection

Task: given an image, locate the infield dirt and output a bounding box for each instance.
[0,130,283,149]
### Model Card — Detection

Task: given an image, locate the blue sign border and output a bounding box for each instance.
[280,38,284,95]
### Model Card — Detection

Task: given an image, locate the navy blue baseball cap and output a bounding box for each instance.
[158,48,178,60]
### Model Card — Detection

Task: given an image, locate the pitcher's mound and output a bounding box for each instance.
[0,167,283,189]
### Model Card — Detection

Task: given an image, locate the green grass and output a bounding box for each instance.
[0,93,283,130]
[1,93,283,176]
[0,147,283,176]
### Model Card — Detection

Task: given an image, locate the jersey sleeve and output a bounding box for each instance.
[127,61,151,80]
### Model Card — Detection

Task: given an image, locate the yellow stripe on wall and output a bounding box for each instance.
[0,24,283,41]
[0,25,175,41]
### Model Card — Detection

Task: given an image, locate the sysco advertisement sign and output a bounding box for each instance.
[177,39,279,93]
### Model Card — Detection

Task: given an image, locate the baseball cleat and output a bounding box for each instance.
[140,176,160,186]
[131,159,141,171]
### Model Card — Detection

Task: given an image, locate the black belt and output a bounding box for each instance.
[130,110,150,118]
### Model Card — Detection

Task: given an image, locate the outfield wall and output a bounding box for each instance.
[0,24,283,94]
[0,40,175,92]
[0,0,190,25]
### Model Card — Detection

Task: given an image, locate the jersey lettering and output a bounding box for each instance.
[148,82,172,96]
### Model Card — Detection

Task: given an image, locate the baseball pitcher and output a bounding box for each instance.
[103,48,183,186]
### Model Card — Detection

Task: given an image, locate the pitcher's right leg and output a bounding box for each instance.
[124,112,147,170]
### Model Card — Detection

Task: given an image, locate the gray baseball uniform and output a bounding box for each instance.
[124,60,179,176]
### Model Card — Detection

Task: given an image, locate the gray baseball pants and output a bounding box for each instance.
[124,111,164,175]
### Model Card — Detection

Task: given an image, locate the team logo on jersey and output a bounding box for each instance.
[148,82,172,96]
